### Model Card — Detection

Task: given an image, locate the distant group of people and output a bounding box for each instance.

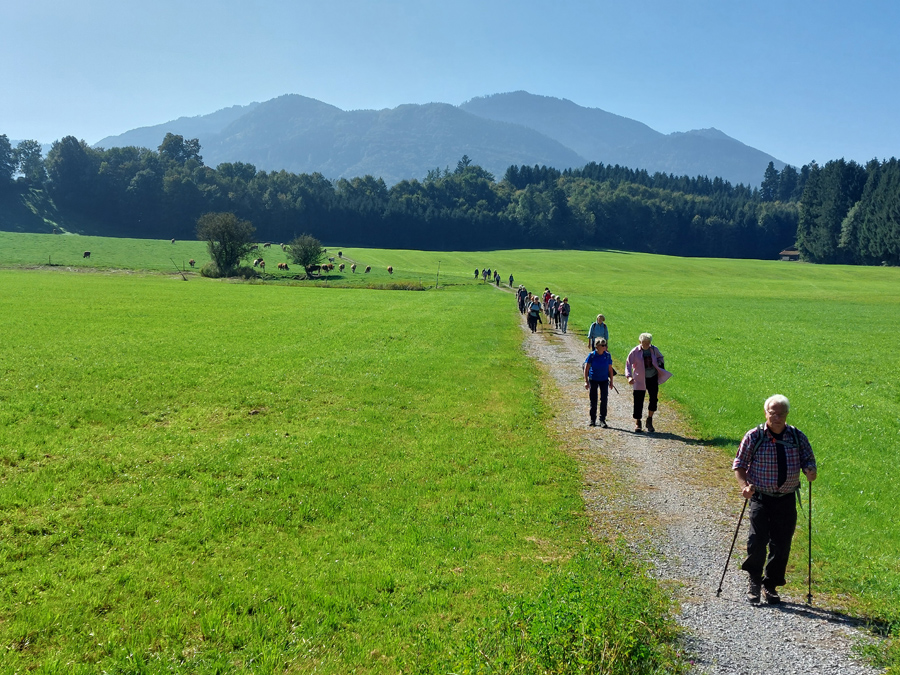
[476,267,513,287]
[515,286,570,334]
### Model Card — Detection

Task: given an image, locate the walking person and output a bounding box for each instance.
[587,314,609,350]
[624,333,671,432]
[509,274,514,288]
[559,297,570,333]
[526,295,542,333]
[517,286,527,314]
[583,339,615,427]
[548,295,558,329]
[733,395,817,604]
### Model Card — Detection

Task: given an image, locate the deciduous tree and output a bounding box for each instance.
[196,211,256,276]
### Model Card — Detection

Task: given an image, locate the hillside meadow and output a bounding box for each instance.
[1,232,899,669]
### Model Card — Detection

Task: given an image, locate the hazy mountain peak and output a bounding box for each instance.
[93,91,785,186]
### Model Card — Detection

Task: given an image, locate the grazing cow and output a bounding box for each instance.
[171,238,175,244]
[259,260,265,270]
[263,242,271,248]
[277,262,289,271]
[328,257,335,263]
[351,263,357,273]
[189,259,196,268]
[338,251,343,258]
[253,258,262,267]
[387,266,393,275]
[365,265,371,273]
[339,263,345,272]
[83,251,91,259]
[250,244,259,251]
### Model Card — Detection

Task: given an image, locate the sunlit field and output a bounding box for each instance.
[1,232,898,669]
[0,260,681,673]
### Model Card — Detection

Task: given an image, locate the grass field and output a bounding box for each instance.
[1,232,898,670]
[0,259,681,673]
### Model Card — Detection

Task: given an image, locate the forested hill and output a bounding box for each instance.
[3,131,896,265]
[93,92,783,188]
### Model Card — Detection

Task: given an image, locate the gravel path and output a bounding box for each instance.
[518,315,883,674]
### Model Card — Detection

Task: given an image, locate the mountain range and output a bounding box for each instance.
[95,91,786,187]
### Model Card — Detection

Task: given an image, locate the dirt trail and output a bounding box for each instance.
[516,306,883,674]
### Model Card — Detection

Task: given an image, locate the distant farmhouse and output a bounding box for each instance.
[779,248,800,261]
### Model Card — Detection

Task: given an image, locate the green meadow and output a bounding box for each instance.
[1,232,899,671]
[0,249,681,674]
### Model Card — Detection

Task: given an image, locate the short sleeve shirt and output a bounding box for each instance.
[584,350,613,382]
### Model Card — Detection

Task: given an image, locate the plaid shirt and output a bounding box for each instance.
[732,424,816,494]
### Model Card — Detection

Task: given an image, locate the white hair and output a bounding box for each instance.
[639,333,652,343]
[765,394,790,412]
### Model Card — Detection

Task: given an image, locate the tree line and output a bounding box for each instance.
[2,131,898,263]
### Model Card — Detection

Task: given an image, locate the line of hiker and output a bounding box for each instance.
[516,285,570,334]
[515,291,671,433]
[515,285,818,609]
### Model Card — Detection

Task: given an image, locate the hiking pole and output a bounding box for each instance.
[807,479,813,605]
[716,498,748,596]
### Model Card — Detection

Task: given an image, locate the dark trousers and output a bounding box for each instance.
[741,492,798,588]
[527,314,538,332]
[632,377,659,419]
[589,380,609,423]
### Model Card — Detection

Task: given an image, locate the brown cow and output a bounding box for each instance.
[351,263,357,273]
[189,259,196,268]
[339,263,345,272]
[387,266,393,275]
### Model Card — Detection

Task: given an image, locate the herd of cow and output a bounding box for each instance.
[81,246,394,277]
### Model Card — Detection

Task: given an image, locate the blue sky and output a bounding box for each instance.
[3,0,898,168]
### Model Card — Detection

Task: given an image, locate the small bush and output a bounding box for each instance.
[200,262,221,278]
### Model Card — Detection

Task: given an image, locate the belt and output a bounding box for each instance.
[754,488,795,498]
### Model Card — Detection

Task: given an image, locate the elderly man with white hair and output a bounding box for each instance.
[733,394,817,604]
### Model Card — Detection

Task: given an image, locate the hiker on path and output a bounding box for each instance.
[558,297,570,333]
[583,338,615,428]
[625,333,672,433]
[588,314,609,350]
[509,274,514,288]
[732,395,817,605]
[526,295,543,333]
[517,286,527,314]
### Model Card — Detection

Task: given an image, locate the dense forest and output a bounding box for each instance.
[1,132,898,263]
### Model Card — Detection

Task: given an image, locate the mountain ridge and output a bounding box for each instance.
[94,91,785,186]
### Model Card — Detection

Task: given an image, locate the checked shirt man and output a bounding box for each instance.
[733,394,817,604]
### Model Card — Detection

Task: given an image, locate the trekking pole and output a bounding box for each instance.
[807,479,813,605]
[716,498,748,596]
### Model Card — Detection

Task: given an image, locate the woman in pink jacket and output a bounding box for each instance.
[625,333,672,433]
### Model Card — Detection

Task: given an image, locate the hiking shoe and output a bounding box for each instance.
[747,579,761,604]
[589,420,596,427]
[634,420,643,433]
[600,420,609,428]
[646,417,655,433]
[763,586,781,605]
